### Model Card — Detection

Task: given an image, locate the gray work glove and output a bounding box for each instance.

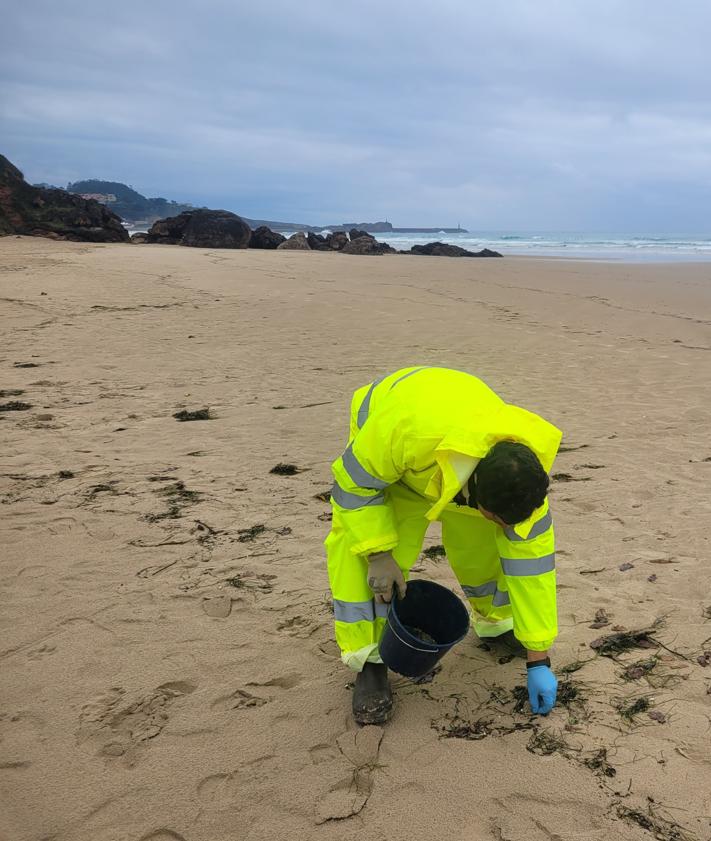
[367,551,406,603]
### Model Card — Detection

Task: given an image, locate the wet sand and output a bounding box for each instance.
[2,236,711,841]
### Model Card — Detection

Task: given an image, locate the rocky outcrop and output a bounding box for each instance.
[408,241,502,257]
[277,232,310,250]
[349,228,370,242]
[249,225,286,249]
[0,154,129,242]
[342,232,396,255]
[307,232,331,251]
[342,238,395,255]
[146,209,251,248]
[130,232,148,243]
[325,231,348,251]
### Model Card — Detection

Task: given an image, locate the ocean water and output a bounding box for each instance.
[126,220,711,261]
[352,231,711,262]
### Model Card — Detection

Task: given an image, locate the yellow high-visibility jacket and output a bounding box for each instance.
[330,366,562,649]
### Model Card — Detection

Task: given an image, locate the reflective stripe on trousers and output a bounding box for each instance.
[326,483,513,671]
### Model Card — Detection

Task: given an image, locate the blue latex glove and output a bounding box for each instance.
[527,664,558,715]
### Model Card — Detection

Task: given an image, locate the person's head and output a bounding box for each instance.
[469,441,549,526]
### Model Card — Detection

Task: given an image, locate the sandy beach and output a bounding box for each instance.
[2,237,711,841]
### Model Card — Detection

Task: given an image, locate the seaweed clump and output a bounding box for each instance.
[559,660,588,674]
[422,544,446,560]
[621,657,658,682]
[584,748,616,778]
[526,728,569,756]
[617,695,651,722]
[590,620,662,657]
[173,408,211,421]
[237,523,266,542]
[0,401,32,412]
[145,481,202,521]
[617,805,693,841]
[270,463,299,475]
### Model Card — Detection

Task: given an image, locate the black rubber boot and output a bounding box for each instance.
[352,662,393,725]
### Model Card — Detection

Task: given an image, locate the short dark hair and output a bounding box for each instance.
[471,441,549,525]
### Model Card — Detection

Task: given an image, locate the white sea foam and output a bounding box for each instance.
[371,231,711,261]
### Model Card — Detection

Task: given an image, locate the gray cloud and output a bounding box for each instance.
[2,0,711,229]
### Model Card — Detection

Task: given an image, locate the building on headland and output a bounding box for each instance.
[80,193,117,203]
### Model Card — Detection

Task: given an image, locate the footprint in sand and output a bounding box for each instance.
[309,743,340,765]
[246,673,302,690]
[276,613,327,638]
[315,726,383,824]
[27,642,56,660]
[197,756,276,812]
[211,689,267,712]
[78,681,197,759]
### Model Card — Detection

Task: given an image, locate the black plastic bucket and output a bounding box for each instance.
[378,579,470,678]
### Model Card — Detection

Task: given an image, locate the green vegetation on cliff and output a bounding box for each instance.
[66,179,197,223]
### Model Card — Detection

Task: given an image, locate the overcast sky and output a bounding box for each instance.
[2,1,711,230]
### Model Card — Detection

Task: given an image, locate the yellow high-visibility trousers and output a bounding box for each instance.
[326,483,514,671]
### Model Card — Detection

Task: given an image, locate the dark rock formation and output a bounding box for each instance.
[277,232,310,250]
[249,225,286,249]
[130,232,148,243]
[0,154,129,242]
[342,233,396,255]
[408,241,502,257]
[349,228,371,241]
[307,232,331,251]
[325,231,348,251]
[146,209,251,248]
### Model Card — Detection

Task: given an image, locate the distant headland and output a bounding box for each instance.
[57,179,467,233]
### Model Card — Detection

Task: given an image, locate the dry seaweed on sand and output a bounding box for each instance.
[144,481,202,521]
[270,463,299,475]
[589,608,611,629]
[435,714,532,742]
[313,490,331,502]
[617,695,651,722]
[437,716,496,741]
[584,748,616,778]
[0,400,32,412]
[621,657,659,682]
[224,571,276,593]
[422,544,446,559]
[0,389,24,398]
[87,482,118,499]
[559,659,589,674]
[173,408,211,421]
[237,523,267,542]
[526,728,569,756]
[434,696,534,741]
[590,619,663,657]
[616,805,694,841]
[557,680,581,706]
[511,685,529,714]
[156,481,201,504]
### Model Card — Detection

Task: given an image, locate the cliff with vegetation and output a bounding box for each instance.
[66,180,197,224]
[0,155,128,242]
